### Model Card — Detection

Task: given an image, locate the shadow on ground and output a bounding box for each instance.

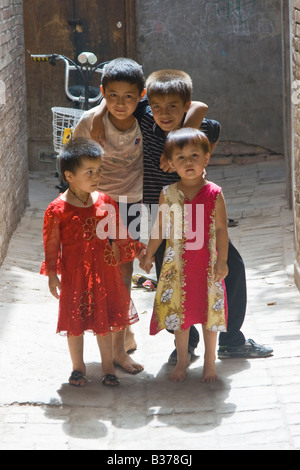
[43,358,251,441]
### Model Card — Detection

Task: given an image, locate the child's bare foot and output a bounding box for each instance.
[114,351,144,374]
[124,328,137,354]
[169,361,189,383]
[200,360,218,383]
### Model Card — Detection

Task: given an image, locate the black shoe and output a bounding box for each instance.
[218,339,273,359]
[228,218,239,227]
[168,346,196,365]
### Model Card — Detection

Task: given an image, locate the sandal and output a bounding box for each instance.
[132,274,157,291]
[101,374,120,387]
[69,370,86,387]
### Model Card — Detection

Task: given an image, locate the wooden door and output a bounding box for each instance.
[23,0,136,170]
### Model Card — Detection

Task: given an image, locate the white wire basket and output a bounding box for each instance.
[51,106,84,153]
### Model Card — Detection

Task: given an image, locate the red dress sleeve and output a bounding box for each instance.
[40,204,61,276]
[96,196,145,264]
[117,239,145,264]
[113,200,145,263]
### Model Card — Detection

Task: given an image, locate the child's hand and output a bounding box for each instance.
[214,259,228,283]
[48,275,61,299]
[139,253,154,274]
[137,248,147,262]
[160,153,173,173]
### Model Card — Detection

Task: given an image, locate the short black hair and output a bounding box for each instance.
[101,58,145,95]
[59,137,103,182]
[164,128,211,160]
[146,69,193,104]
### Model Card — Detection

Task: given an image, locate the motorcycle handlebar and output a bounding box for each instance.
[31,54,58,62]
[31,53,107,108]
[31,53,108,69]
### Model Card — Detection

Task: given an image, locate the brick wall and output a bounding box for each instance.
[293,0,300,288]
[0,0,28,266]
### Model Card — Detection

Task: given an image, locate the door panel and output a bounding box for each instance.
[74,0,127,60]
[23,0,136,170]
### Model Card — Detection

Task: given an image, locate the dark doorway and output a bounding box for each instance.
[23,0,136,170]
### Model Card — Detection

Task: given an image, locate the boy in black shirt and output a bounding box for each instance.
[137,69,272,360]
[92,68,273,360]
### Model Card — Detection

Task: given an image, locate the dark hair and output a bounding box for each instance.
[101,58,145,95]
[59,137,103,182]
[146,69,193,104]
[164,128,211,160]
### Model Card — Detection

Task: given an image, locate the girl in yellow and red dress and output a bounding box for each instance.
[140,129,228,384]
[41,137,144,387]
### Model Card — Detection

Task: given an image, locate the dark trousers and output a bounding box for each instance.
[155,239,247,348]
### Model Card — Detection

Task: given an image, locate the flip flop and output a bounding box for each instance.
[132,274,157,290]
[101,374,120,387]
[69,370,86,387]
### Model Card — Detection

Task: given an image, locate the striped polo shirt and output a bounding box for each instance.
[134,99,219,205]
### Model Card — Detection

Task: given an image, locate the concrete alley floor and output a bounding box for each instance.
[0,158,299,450]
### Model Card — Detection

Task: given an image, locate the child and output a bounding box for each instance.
[92,68,272,361]
[40,137,144,387]
[136,70,225,364]
[89,67,209,272]
[140,128,228,383]
[139,69,220,210]
[77,60,208,354]
[74,58,145,287]
[73,58,146,356]
[136,69,272,363]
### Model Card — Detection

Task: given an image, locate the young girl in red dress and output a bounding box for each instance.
[41,138,144,387]
[140,128,228,384]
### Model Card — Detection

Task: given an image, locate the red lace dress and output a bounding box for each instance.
[41,193,142,336]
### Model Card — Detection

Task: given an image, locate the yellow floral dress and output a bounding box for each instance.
[150,182,227,335]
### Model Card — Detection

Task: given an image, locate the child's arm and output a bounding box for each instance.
[40,207,62,299]
[214,192,229,282]
[183,100,208,129]
[89,100,107,144]
[139,191,167,273]
[73,116,92,139]
[99,198,146,263]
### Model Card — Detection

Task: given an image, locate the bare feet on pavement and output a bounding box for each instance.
[200,360,218,383]
[114,351,144,374]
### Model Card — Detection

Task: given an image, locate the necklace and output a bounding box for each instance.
[69,189,90,206]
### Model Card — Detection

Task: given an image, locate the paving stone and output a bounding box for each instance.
[0,160,299,450]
